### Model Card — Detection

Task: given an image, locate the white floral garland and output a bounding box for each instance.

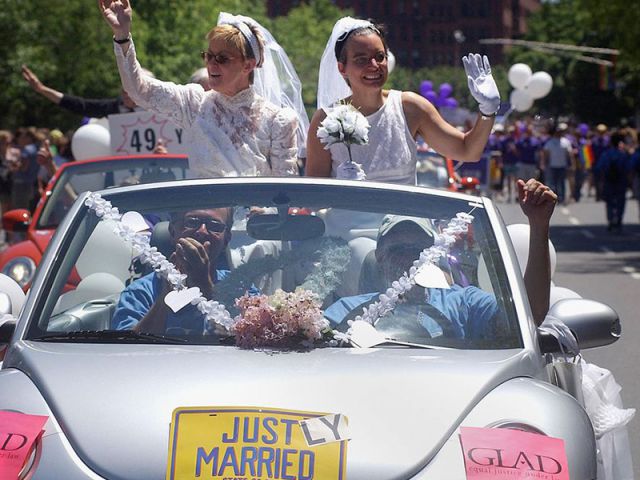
[352,212,474,327]
[83,192,234,331]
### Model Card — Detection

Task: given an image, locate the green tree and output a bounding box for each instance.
[270,0,350,114]
[506,0,638,124]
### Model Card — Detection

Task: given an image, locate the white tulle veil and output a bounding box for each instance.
[316,17,376,110]
[217,12,309,157]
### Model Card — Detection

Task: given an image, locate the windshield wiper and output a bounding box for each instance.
[32,330,188,344]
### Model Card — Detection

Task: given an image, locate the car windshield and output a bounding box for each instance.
[27,180,521,350]
[36,155,190,229]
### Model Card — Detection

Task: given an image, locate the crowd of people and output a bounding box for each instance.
[485,119,640,231]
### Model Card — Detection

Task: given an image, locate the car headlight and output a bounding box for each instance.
[2,257,36,287]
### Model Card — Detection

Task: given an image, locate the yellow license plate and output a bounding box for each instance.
[166,406,348,480]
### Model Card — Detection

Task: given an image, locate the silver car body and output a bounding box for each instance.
[0,178,616,479]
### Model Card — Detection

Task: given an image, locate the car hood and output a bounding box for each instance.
[19,343,540,480]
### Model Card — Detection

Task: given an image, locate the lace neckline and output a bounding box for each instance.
[213,87,256,109]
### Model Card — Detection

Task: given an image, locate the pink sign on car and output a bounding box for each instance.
[459,426,570,480]
[0,411,48,479]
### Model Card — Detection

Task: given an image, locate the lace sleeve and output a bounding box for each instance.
[113,40,204,129]
[269,107,299,176]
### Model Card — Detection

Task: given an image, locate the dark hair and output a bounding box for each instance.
[334,22,388,63]
[610,132,625,147]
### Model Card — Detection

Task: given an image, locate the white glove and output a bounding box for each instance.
[462,53,500,116]
[336,161,366,180]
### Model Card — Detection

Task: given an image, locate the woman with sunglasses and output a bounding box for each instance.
[306,17,501,185]
[99,1,308,178]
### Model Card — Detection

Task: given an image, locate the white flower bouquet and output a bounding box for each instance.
[317,104,370,163]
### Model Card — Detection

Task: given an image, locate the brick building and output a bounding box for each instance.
[268,0,541,67]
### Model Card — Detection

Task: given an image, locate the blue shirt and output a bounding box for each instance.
[324,284,497,339]
[112,270,230,332]
[516,136,540,165]
[595,148,631,192]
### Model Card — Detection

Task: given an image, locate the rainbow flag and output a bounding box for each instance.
[599,63,615,91]
[580,144,595,169]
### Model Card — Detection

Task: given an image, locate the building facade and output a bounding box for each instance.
[268,0,541,68]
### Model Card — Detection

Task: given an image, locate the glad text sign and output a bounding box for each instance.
[166,407,348,480]
[0,411,47,479]
[459,426,569,480]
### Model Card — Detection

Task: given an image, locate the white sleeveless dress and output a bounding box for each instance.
[114,41,299,178]
[325,90,418,185]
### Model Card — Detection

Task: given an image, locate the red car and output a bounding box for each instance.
[0,154,189,290]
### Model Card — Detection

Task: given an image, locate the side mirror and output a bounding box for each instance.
[539,298,621,353]
[2,209,31,232]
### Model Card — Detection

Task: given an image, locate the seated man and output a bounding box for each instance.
[325,178,557,338]
[112,208,234,334]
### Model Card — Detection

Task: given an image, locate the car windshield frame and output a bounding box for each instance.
[22,178,523,350]
[36,154,190,229]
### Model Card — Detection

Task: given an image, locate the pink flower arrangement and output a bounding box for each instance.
[232,289,330,349]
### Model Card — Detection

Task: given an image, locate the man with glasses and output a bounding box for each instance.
[112,208,234,334]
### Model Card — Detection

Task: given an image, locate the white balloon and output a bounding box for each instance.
[88,117,110,131]
[508,63,532,89]
[506,223,556,278]
[509,89,534,112]
[76,220,134,282]
[0,273,26,315]
[549,286,582,306]
[525,71,553,100]
[71,124,111,161]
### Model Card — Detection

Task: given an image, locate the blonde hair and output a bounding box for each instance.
[205,23,264,83]
[0,130,12,144]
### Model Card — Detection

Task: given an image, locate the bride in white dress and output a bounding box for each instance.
[306,17,501,185]
[99,1,308,178]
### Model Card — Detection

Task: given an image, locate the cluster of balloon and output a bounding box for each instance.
[506,224,582,307]
[508,63,553,112]
[71,119,111,161]
[419,80,459,109]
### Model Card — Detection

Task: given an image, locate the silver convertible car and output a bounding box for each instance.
[0,178,620,479]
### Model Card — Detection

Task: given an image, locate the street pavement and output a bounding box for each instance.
[496,191,640,477]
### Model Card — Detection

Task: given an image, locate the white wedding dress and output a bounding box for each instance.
[324,90,418,185]
[114,41,299,178]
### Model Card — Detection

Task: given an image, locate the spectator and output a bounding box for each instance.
[21,64,142,118]
[0,131,19,215]
[516,125,541,183]
[594,132,632,233]
[542,123,574,205]
[591,124,610,201]
[189,68,211,91]
[10,127,40,213]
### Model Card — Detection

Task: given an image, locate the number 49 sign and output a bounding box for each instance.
[109,112,187,155]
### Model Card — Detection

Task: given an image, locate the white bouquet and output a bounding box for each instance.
[317,104,370,163]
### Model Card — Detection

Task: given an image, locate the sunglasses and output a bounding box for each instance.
[352,51,387,67]
[200,51,234,65]
[183,217,228,233]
